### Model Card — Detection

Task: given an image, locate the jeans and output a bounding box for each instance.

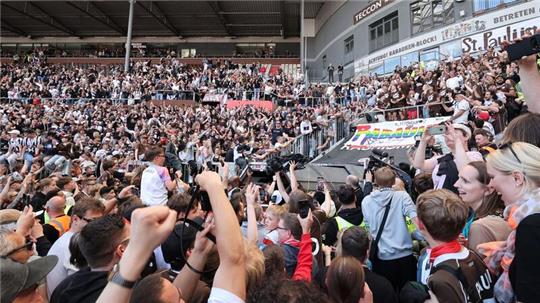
[23,152,34,171]
[253,88,260,100]
[45,155,66,172]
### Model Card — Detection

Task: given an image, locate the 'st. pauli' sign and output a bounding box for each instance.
[353,0,395,24]
[344,117,449,150]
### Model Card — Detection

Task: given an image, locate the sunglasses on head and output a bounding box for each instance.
[498,142,522,164]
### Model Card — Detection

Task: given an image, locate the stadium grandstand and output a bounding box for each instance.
[1,1,540,303]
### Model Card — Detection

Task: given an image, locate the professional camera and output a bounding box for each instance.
[364,149,413,192]
[265,153,309,175]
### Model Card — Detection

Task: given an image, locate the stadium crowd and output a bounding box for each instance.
[1,45,293,61]
[1,30,540,303]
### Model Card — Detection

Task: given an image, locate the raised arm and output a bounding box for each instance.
[195,171,246,300]
[412,130,438,172]
[445,122,471,171]
[245,183,260,244]
[275,172,290,204]
[293,210,313,282]
[173,222,215,302]
[515,29,540,114]
[96,206,177,303]
[288,161,299,191]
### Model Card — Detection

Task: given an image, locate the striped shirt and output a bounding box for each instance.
[23,136,42,154]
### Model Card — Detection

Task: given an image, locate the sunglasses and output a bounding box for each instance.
[498,142,522,164]
[81,216,99,224]
[2,238,33,257]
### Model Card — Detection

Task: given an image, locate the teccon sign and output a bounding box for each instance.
[353,0,395,24]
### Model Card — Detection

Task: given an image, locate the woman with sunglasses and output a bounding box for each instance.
[478,142,540,303]
[453,161,511,253]
[0,229,34,263]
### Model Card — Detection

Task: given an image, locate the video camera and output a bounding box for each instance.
[265,153,309,175]
[364,149,413,193]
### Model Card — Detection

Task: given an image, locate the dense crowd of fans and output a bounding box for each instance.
[1,29,540,303]
[1,45,294,61]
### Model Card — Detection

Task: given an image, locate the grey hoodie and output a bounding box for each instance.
[362,188,417,260]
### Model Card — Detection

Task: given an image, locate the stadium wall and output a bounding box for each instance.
[306,0,539,82]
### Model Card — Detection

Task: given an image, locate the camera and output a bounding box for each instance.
[189,186,212,212]
[507,34,540,62]
[265,153,309,175]
[364,149,413,192]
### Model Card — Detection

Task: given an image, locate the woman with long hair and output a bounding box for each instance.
[453,161,511,253]
[326,256,368,303]
[478,142,540,303]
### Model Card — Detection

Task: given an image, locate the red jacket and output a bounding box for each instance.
[292,233,312,282]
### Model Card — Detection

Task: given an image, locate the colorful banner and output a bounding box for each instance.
[226,100,274,111]
[344,117,449,150]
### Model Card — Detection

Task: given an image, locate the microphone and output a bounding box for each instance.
[372,148,389,158]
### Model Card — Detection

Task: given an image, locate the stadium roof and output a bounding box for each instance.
[1,1,325,39]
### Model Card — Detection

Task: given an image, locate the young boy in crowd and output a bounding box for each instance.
[416,189,495,303]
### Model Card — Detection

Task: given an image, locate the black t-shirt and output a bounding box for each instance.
[50,268,108,303]
[509,213,540,302]
[271,128,283,145]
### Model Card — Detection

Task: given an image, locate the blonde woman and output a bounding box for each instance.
[478,142,540,303]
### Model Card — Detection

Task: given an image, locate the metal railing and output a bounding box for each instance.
[360,102,454,121]
[0,93,333,106]
[280,118,351,160]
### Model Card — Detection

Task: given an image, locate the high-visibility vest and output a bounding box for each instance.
[336,215,415,234]
[44,205,71,224]
[48,215,71,237]
[335,216,368,231]
[405,216,417,234]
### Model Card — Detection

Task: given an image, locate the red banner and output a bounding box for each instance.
[226,100,274,111]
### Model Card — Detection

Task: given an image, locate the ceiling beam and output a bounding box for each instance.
[226,24,282,27]
[1,3,79,37]
[26,2,78,36]
[65,2,125,35]
[1,20,29,37]
[137,2,181,37]
[218,12,281,15]
[151,2,182,38]
[280,0,286,38]
[89,2,127,34]
[207,1,231,36]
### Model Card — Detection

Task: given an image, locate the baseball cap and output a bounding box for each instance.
[0,256,58,302]
[477,111,490,121]
[161,221,199,271]
[453,123,472,139]
[7,130,20,135]
[0,209,21,230]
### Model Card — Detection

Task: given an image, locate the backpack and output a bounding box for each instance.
[430,251,496,303]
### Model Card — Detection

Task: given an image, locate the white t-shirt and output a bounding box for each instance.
[46,231,78,298]
[140,164,171,206]
[300,121,313,135]
[432,151,483,189]
[208,288,245,303]
[452,99,470,124]
[445,76,462,91]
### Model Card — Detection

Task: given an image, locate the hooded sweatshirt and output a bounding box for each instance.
[362,188,417,260]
